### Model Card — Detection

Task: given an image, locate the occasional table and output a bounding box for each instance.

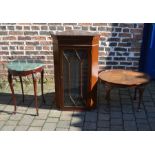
[98,69,150,110]
[7,60,45,115]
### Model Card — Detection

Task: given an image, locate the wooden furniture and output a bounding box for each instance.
[51,30,100,110]
[98,69,150,110]
[7,60,45,115]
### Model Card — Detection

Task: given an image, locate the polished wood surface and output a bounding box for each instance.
[99,69,150,110]
[99,69,150,87]
[52,30,100,110]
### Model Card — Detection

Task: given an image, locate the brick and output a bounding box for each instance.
[0,42,9,45]
[24,31,38,35]
[7,26,14,30]
[78,23,92,26]
[82,26,88,30]
[114,57,126,61]
[93,23,107,26]
[2,46,8,50]
[106,61,118,65]
[11,42,24,45]
[118,42,131,47]
[24,26,30,30]
[90,26,97,31]
[32,36,46,40]
[49,26,56,30]
[120,24,134,28]
[3,36,17,40]
[18,36,31,40]
[120,62,132,65]
[115,47,127,52]
[65,26,72,31]
[107,38,120,42]
[0,26,6,30]
[16,26,23,30]
[11,51,24,55]
[115,28,122,32]
[119,33,131,37]
[112,33,118,37]
[0,32,8,35]
[31,26,40,30]
[109,42,117,46]
[123,28,130,32]
[26,41,39,45]
[130,29,143,33]
[9,31,23,35]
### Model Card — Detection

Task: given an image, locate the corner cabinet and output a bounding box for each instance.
[51,30,100,110]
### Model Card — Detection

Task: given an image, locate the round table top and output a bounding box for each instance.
[98,69,150,87]
[7,60,44,72]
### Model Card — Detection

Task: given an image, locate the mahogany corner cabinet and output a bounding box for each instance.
[51,30,100,110]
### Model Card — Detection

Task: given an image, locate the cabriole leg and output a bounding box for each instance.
[8,72,16,114]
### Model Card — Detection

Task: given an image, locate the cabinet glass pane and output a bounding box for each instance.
[63,49,89,107]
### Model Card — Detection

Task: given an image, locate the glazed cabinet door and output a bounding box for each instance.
[61,48,90,109]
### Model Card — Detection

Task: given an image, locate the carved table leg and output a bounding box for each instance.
[8,72,16,114]
[137,86,145,111]
[134,87,138,100]
[19,76,24,103]
[41,69,45,104]
[32,74,39,116]
[105,83,112,105]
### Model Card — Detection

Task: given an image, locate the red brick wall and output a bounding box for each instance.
[0,23,144,77]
